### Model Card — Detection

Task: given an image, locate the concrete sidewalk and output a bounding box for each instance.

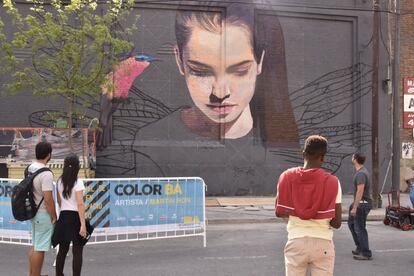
[206,193,413,224]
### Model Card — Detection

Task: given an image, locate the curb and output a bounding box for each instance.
[343,214,385,222]
[206,215,385,225]
[207,218,283,225]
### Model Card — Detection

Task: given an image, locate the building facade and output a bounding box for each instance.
[0,0,393,196]
[399,0,414,191]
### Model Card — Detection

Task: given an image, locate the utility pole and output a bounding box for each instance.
[372,0,380,209]
[392,0,401,206]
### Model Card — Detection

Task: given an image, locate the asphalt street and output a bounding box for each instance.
[0,222,413,276]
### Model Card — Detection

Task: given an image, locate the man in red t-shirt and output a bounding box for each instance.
[276,135,342,276]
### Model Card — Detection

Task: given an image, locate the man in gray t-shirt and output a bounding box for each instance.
[348,153,372,260]
[353,166,371,203]
[28,142,57,276]
[27,162,54,212]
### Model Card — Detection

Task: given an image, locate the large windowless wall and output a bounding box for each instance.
[0,0,392,196]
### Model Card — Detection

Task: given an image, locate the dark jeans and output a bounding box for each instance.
[347,203,372,257]
[410,185,414,208]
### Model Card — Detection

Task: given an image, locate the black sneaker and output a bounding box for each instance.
[353,254,372,260]
[352,249,360,255]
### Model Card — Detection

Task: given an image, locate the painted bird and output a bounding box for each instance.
[97,54,157,149]
[106,54,158,99]
[135,54,159,62]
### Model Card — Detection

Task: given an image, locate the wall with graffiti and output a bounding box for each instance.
[0,1,392,195]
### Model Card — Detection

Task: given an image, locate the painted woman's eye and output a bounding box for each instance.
[227,64,251,77]
[189,69,214,77]
[233,70,249,77]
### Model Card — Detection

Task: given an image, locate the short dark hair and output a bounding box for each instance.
[303,135,327,158]
[352,153,366,165]
[35,142,52,160]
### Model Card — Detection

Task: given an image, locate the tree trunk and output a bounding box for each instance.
[81,128,89,178]
[67,97,73,151]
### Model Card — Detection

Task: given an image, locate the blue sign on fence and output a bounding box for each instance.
[0,179,31,239]
[83,177,205,234]
[0,177,206,245]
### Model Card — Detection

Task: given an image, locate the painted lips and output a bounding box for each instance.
[207,104,236,115]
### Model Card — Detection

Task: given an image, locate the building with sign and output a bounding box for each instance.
[403,79,414,128]
[399,0,414,191]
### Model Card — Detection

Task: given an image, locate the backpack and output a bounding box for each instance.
[11,166,51,221]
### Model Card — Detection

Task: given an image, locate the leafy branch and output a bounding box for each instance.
[0,0,138,135]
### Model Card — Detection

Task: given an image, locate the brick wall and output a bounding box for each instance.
[399,0,414,190]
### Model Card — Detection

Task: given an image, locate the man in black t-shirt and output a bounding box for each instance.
[348,152,373,260]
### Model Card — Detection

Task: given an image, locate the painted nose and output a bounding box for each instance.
[211,78,230,102]
[209,93,230,104]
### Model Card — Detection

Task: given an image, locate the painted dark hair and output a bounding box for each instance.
[175,2,299,147]
[60,154,80,199]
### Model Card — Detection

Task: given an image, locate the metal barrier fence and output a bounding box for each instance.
[0,177,206,247]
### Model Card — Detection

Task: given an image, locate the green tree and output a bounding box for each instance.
[0,0,137,149]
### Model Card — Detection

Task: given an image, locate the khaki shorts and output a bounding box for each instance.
[284,236,335,276]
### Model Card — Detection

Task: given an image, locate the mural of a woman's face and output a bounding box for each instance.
[175,22,264,125]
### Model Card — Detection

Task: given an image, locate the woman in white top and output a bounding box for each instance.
[52,154,87,276]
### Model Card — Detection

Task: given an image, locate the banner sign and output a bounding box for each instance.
[0,177,206,246]
[0,179,32,244]
[83,177,206,241]
[403,78,414,128]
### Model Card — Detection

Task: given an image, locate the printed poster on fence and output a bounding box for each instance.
[0,179,32,240]
[1,177,205,241]
[83,178,205,235]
